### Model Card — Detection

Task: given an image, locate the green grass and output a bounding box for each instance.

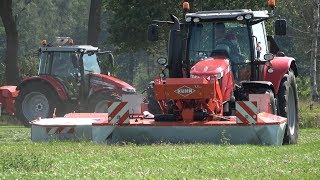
[0,127,319,179]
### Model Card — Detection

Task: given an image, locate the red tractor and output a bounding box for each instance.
[147,1,299,144]
[0,37,135,126]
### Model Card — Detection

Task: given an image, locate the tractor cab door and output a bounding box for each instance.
[251,21,268,80]
[51,52,80,99]
[82,53,102,96]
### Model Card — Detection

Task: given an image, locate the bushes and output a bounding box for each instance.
[299,100,320,128]
[296,76,310,99]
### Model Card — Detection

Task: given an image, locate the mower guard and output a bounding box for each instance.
[31,94,287,145]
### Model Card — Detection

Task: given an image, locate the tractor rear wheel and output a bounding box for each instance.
[88,91,119,113]
[15,82,61,127]
[277,70,299,144]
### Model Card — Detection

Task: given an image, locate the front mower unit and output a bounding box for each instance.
[31,94,287,145]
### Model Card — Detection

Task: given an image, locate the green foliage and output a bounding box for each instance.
[0,127,319,178]
[0,0,91,81]
[296,76,311,99]
[299,100,320,128]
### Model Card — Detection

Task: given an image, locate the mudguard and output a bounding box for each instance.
[241,81,275,93]
[0,86,19,115]
[263,57,297,94]
[88,88,121,101]
[17,75,68,101]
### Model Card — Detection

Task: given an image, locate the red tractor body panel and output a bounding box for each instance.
[154,78,215,100]
[263,56,296,94]
[190,57,234,102]
[190,57,230,76]
[0,86,19,115]
[90,74,136,95]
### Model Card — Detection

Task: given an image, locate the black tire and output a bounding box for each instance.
[88,91,119,113]
[262,89,276,114]
[277,70,299,144]
[146,84,161,115]
[15,82,61,127]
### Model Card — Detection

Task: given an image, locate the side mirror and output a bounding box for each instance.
[274,19,286,36]
[147,24,159,41]
[107,53,115,68]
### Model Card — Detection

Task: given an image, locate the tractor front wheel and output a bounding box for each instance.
[277,70,299,144]
[88,91,119,113]
[15,82,61,127]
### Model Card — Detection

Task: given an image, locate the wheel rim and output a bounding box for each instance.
[287,85,296,136]
[22,92,49,121]
[94,100,109,113]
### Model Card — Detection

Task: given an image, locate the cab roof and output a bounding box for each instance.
[186,10,270,20]
[40,45,99,52]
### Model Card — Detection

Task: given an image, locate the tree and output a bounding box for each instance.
[278,0,320,106]
[87,0,102,46]
[310,0,320,107]
[0,0,20,85]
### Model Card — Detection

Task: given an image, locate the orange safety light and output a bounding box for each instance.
[42,39,47,46]
[68,38,74,45]
[183,2,190,11]
[268,0,275,8]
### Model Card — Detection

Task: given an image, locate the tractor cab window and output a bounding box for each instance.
[51,52,79,77]
[38,52,52,74]
[83,53,101,74]
[188,21,251,82]
[252,21,268,59]
[188,21,250,65]
[51,52,79,98]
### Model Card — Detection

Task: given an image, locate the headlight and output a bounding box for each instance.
[193,18,200,23]
[211,71,223,79]
[190,74,200,78]
[122,87,136,93]
[244,14,252,20]
[236,16,244,21]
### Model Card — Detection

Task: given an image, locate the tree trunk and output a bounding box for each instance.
[0,0,20,85]
[87,0,102,46]
[310,0,320,109]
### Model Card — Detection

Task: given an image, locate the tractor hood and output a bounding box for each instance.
[190,57,230,79]
[90,74,136,93]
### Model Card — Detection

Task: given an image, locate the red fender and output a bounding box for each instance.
[263,57,297,94]
[0,86,19,115]
[17,75,68,101]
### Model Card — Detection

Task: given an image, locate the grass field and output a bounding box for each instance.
[0,126,319,179]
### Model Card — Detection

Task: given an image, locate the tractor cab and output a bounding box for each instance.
[11,37,135,125]
[185,10,284,83]
[40,45,96,98]
[148,9,285,82]
[38,38,114,100]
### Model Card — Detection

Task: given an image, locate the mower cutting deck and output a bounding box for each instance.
[31,95,287,145]
[92,113,286,145]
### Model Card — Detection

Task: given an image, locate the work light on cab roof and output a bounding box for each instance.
[183,2,190,11]
[41,37,75,47]
[268,0,276,9]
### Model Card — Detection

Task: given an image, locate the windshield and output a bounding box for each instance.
[188,21,251,65]
[83,53,101,74]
